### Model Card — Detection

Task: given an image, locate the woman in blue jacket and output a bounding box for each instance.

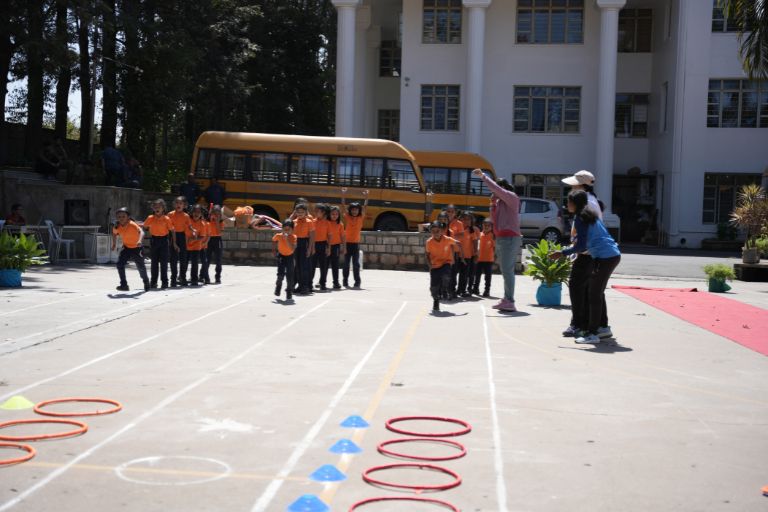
[550,190,621,344]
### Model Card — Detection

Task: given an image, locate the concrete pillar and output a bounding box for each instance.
[594,0,626,213]
[332,0,361,137]
[463,0,492,154]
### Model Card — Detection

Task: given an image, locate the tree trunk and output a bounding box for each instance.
[25,0,45,164]
[161,113,168,174]
[54,0,72,141]
[100,0,117,149]
[77,8,92,157]
[121,0,140,156]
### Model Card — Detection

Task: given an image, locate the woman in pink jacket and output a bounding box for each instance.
[472,168,522,312]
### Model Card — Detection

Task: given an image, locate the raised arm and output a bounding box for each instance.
[472,168,518,208]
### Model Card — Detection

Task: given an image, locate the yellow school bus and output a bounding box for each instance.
[411,151,497,221]
[191,131,429,231]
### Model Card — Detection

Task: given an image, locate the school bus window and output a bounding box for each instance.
[196,149,216,178]
[423,167,450,193]
[291,154,331,184]
[387,159,421,191]
[220,152,246,181]
[251,152,288,182]
[336,157,363,187]
[450,168,470,194]
[364,158,385,188]
[469,169,493,195]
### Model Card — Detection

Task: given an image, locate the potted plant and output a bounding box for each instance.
[703,263,735,293]
[0,232,48,287]
[524,239,572,306]
[730,184,768,264]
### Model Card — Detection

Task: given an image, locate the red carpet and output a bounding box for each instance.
[613,286,768,356]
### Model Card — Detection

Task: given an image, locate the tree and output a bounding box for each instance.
[25,0,46,163]
[99,0,117,148]
[53,0,73,141]
[719,0,768,80]
[75,0,93,157]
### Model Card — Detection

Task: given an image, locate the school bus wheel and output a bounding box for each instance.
[250,205,279,221]
[375,213,407,232]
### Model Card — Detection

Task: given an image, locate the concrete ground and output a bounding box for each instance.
[0,262,766,512]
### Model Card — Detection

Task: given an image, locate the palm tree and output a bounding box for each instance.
[718,0,768,79]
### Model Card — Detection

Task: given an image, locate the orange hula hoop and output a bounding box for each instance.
[0,419,88,442]
[0,442,36,466]
[34,397,122,417]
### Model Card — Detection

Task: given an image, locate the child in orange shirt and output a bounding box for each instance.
[457,212,479,297]
[473,219,495,297]
[341,187,368,288]
[425,221,460,312]
[292,203,315,295]
[327,206,345,290]
[186,204,209,286]
[311,204,331,291]
[143,199,176,289]
[273,219,297,301]
[168,196,193,287]
[203,205,224,284]
[445,205,465,299]
[112,207,149,292]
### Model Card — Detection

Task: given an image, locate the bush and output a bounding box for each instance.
[703,263,736,281]
[524,239,572,286]
[0,232,48,272]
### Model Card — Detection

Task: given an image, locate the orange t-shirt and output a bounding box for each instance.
[168,210,192,233]
[314,218,330,243]
[449,219,464,240]
[460,226,478,259]
[186,218,208,251]
[426,236,457,269]
[344,214,363,243]
[208,217,223,237]
[273,233,297,256]
[143,214,174,237]
[478,232,495,262]
[293,217,315,239]
[113,220,142,249]
[328,222,344,245]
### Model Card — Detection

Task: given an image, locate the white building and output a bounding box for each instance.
[330,0,768,247]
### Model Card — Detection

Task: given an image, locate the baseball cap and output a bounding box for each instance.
[562,170,595,186]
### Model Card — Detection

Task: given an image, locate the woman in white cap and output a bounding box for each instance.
[561,170,612,339]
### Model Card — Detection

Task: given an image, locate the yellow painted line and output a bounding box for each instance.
[489,316,768,407]
[319,307,427,505]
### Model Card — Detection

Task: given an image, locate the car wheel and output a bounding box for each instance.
[541,228,561,243]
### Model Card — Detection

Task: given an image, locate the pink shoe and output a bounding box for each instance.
[499,301,517,312]
[491,299,507,309]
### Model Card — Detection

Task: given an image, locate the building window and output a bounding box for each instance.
[707,79,768,128]
[702,173,761,224]
[618,9,652,52]
[516,0,584,44]
[615,94,649,137]
[379,41,401,77]
[513,86,581,133]
[377,110,400,141]
[711,0,742,32]
[512,174,572,205]
[421,85,460,131]
[423,0,462,44]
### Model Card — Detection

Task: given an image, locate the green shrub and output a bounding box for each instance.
[0,232,48,272]
[524,239,572,286]
[703,263,736,281]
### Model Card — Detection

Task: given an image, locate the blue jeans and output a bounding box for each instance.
[495,236,522,302]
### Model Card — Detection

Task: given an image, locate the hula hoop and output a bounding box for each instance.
[362,463,461,492]
[34,397,122,417]
[349,496,459,511]
[378,438,467,462]
[385,416,472,438]
[0,419,88,442]
[0,442,36,466]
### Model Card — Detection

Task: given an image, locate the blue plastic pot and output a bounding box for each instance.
[536,282,562,306]
[0,269,22,288]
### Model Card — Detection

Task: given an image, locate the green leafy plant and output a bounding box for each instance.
[524,239,572,286]
[730,184,768,249]
[755,236,768,257]
[703,263,736,281]
[0,232,48,272]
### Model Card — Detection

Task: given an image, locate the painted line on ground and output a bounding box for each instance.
[0,299,331,511]
[0,294,260,403]
[481,305,510,512]
[0,292,102,318]
[250,301,409,512]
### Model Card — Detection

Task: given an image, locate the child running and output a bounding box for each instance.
[112,207,150,292]
[143,199,176,289]
[186,204,209,286]
[203,205,224,284]
[292,203,315,295]
[473,219,495,297]
[327,205,345,290]
[341,188,368,288]
[168,196,193,287]
[273,219,297,301]
[425,221,460,312]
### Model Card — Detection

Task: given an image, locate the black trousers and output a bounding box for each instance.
[205,236,223,281]
[569,254,608,331]
[170,232,188,283]
[474,261,493,293]
[457,258,475,294]
[276,254,294,298]
[149,236,170,286]
[294,238,311,291]
[328,244,341,286]
[430,264,452,300]
[188,250,201,284]
[343,242,361,286]
[586,255,621,334]
[117,247,148,286]
[313,241,329,287]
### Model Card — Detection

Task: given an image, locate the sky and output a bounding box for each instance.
[5,78,104,130]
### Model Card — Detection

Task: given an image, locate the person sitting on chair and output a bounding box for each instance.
[5,204,26,225]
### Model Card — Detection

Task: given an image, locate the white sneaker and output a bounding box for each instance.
[562,325,579,337]
[597,326,613,338]
[575,333,601,344]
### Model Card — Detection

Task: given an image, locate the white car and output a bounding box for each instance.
[519,197,566,243]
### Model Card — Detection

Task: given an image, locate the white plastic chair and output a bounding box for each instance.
[44,220,74,263]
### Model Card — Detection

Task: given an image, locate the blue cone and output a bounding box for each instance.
[287,494,330,512]
[329,439,362,454]
[340,415,369,428]
[309,464,347,482]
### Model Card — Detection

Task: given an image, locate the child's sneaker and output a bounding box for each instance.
[215,278,221,284]
[171,279,178,288]
[161,282,168,290]
[432,299,440,311]
[562,325,579,337]
[332,284,341,290]
[597,326,613,338]
[116,284,129,291]
[143,280,151,292]
[482,291,490,298]
[575,333,601,344]
[274,285,281,297]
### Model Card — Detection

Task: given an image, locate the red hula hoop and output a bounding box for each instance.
[34,397,122,417]
[362,463,462,492]
[349,496,459,511]
[385,416,472,438]
[0,442,36,466]
[378,438,467,462]
[0,419,88,442]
